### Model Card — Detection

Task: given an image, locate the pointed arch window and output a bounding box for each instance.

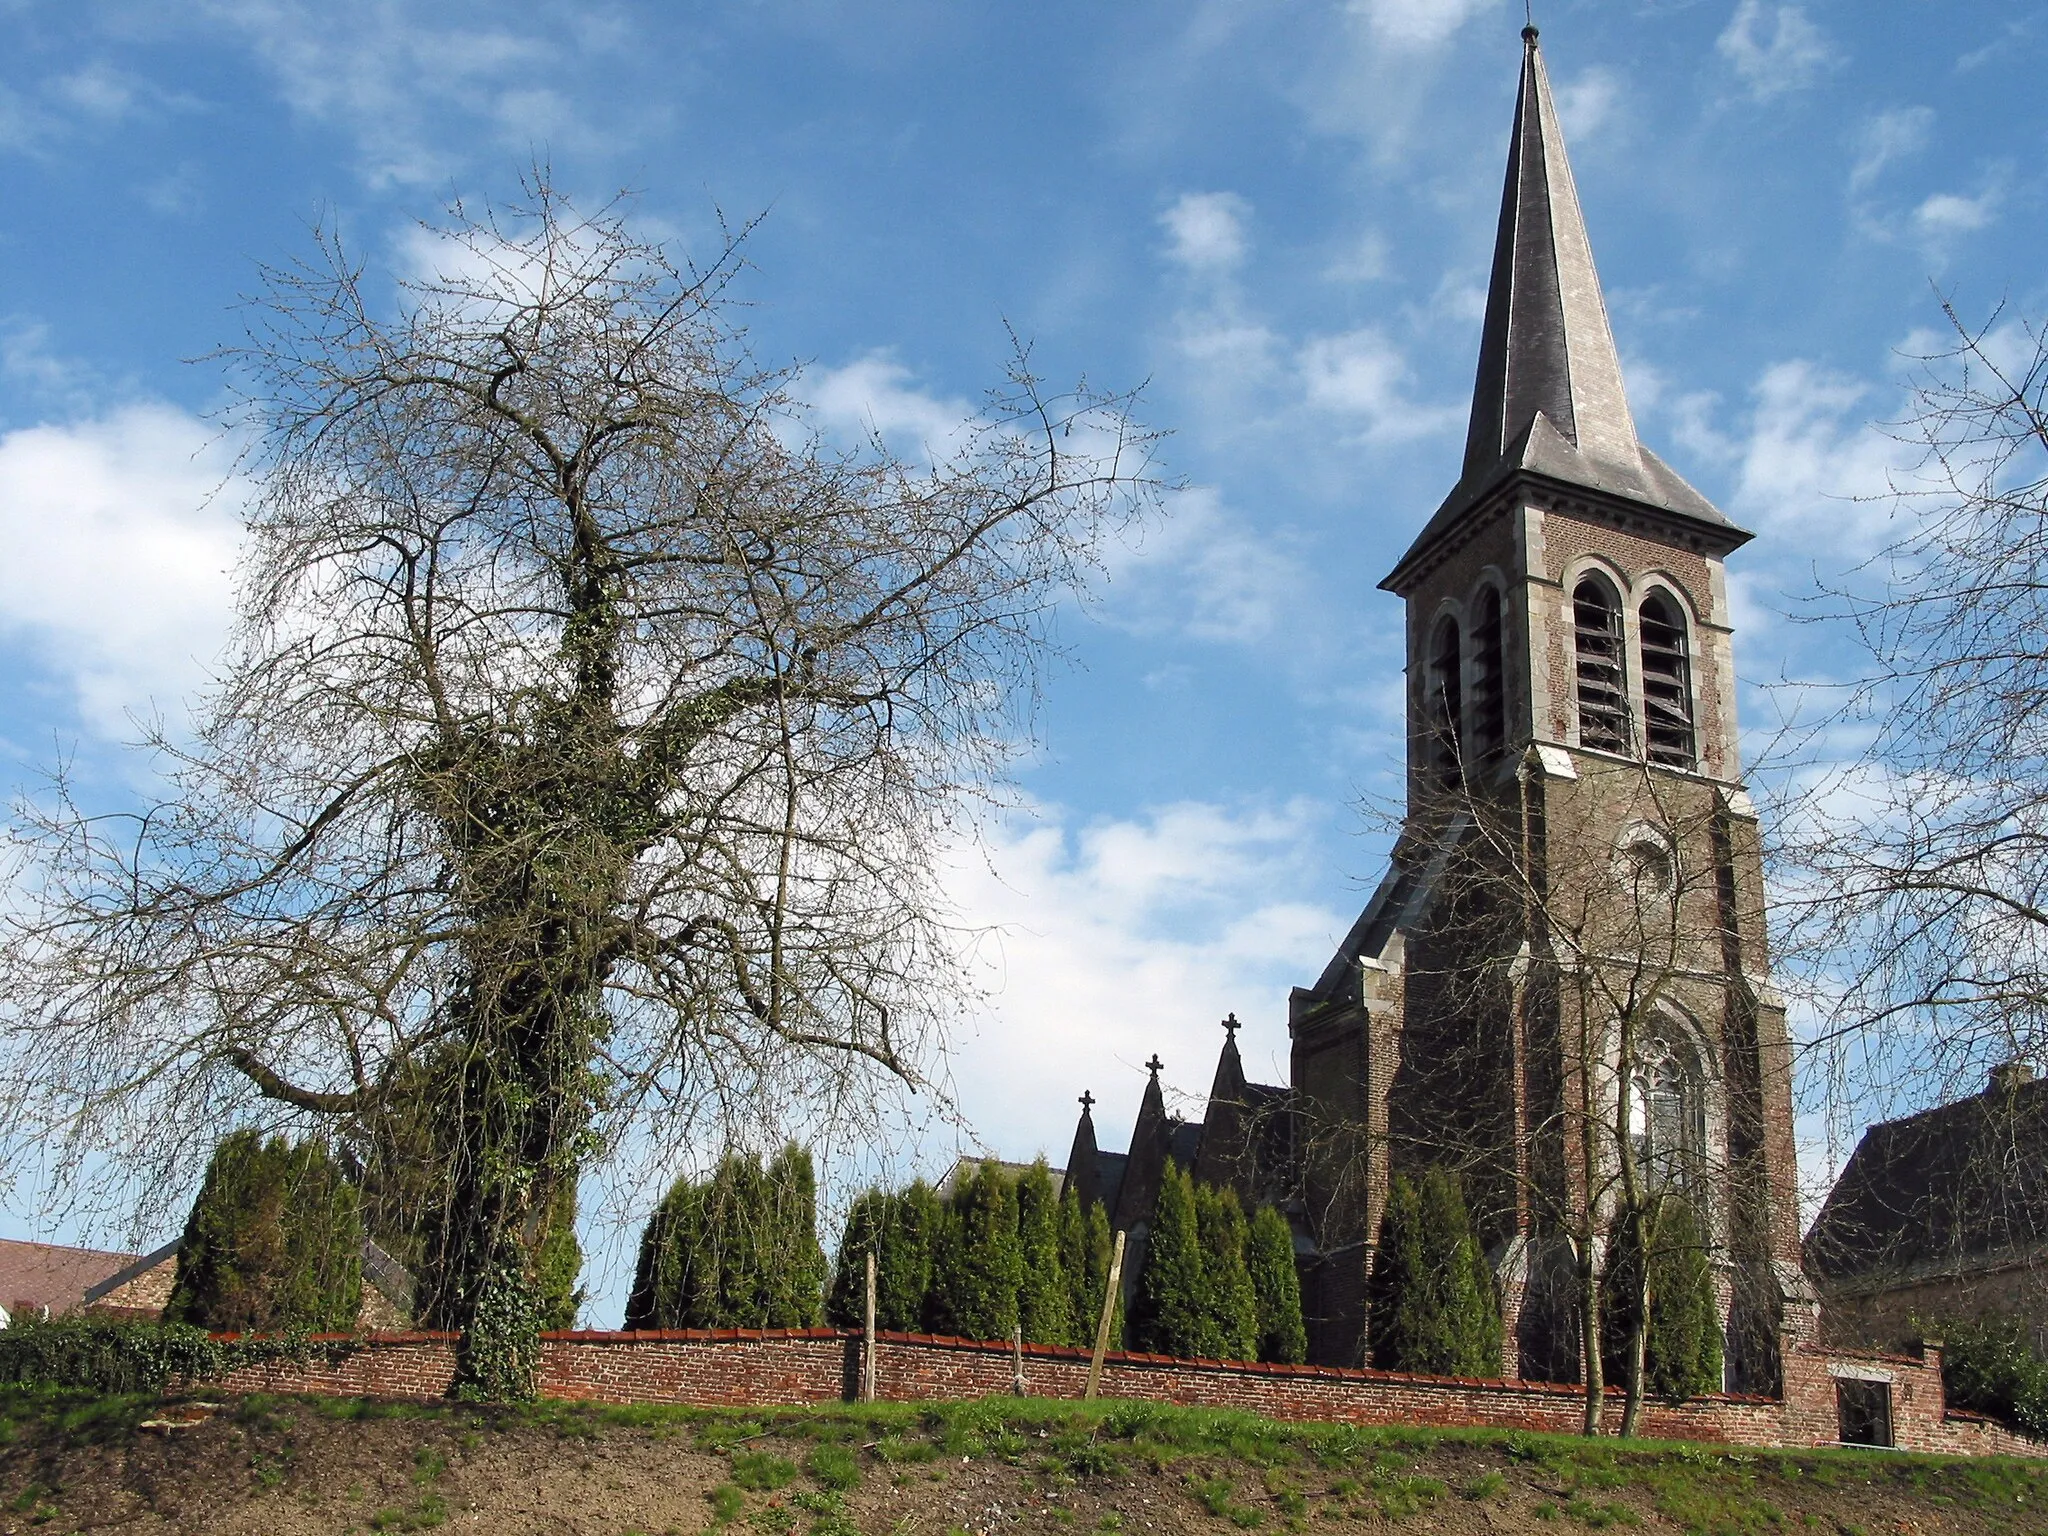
[1428,614,1463,790]
[1572,577,1628,754]
[1470,585,1507,762]
[1639,591,1696,770]
[1629,1028,1706,1192]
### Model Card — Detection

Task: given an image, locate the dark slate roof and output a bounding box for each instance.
[1093,1150,1128,1218]
[1805,1069,2048,1283]
[1383,28,1747,594]
[1168,1120,1205,1172]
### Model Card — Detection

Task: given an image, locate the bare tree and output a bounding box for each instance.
[1773,306,2048,1130]
[0,177,1161,1396]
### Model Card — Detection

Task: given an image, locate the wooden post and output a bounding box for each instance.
[1012,1321,1026,1396]
[1085,1229,1127,1401]
[862,1249,877,1403]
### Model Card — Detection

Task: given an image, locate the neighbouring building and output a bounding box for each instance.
[0,1237,180,1325]
[1028,23,1812,1390]
[0,1234,415,1331]
[1805,1063,2048,1354]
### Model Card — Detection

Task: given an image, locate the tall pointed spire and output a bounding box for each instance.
[1463,24,1641,482]
[1382,25,1741,593]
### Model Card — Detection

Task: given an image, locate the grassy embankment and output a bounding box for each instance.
[1,1387,2043,1535]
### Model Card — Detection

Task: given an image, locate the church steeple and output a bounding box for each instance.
[1463,25,1640,484]
[1385,26,1741,596]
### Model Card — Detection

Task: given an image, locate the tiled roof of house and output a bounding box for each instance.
[0,1238,145,1319]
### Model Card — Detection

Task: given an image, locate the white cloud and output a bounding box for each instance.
[1913,189,1997,237]
[1159,191,1251,274]
[1299,327,1462,443]
[1554,67,1621,144]
[1107,486,1303,645]
[203,1,611,186]
[944,798,1345,1158]
[1344,0,1493,51]
[1717,1,1837,100]
[1324,230,1391,284]
[1848,106,1932,193]
[1722,360,1897,545]
[805,353,973,459]
[0,405,242,731]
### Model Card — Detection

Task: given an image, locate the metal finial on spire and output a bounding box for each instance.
[1145,1054,1164,1078]
[1079,1090,1095,1113]
[1221,1012,1240,1039]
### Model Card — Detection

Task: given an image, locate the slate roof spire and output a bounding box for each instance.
[1384,26,1744,592]
[1463,23,1641,485]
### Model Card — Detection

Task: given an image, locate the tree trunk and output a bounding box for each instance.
[1619,1211,1651,1438]
[415,940,604,1399]
[1578,1234,1605,1436]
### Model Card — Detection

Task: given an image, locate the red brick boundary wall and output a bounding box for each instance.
[209,1327,2038,1458]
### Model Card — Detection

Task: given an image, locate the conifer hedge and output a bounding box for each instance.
[1367,1166,1503,1376]
[825,1157,1298,1363]
[1015,1159,1073,1347]
[165,1130,364,1333]
[1059,1186,1116,1349]
[1246,1203,1307,1365]
[1128,1161,1205,1357]
[1194,1182,1259,1362]
[930,1160,1023,1341]
[624,1144,826,1329]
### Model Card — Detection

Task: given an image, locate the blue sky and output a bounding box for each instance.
[0,0,2041,1319]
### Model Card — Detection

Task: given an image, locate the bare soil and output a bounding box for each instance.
[1,1391,2043,1536]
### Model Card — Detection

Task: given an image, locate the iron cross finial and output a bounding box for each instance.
[1222,1012,1240,1038]
[1145,1054,1164,1078]
[1078,1090,1095,1113]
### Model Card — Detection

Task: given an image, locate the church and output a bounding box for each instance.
[1049,25,1808,1389]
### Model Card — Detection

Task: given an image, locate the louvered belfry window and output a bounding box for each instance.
[1572,578,1628,753]
[1429,615,1463,790]
[1639,590,1697,769]
[1470,586,1507,762]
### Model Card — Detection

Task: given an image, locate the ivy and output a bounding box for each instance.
[0,1316,350,1395]
[453,1255,541,1403]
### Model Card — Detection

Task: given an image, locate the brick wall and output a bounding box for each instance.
[205,1326,2040,1458]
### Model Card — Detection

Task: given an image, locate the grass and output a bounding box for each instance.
[707,1483,747,1522]
[4,1384,2047,1533]
[730,1450,799,1491]
[804,1442,863,1490]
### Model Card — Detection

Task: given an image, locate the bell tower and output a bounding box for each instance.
[1288,25,1807,1385]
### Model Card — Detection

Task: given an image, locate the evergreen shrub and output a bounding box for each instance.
[1194,1183,1258,1361]
[1016,1159,1073,1346]
[623,1144,827,1329]
[1367,1167,1502,1377]
[1935,1314,2048,1437]
[826,1189,893,1328]
[534,1184,585,1331]
[1600,1195,1723,1400]
[1246,1203,1307,1365]
[929,1161,1022,1342]
[1128,1162,1205,1358]
[165,1129,364,1334]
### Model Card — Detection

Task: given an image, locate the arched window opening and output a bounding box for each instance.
[1629,1031,1705,1192]
[1470,586,1507,762]
[1621,833,1675,905]
[1640,591,1697,770]
[1572,577,1628,754]
[1428,615,1463,790]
